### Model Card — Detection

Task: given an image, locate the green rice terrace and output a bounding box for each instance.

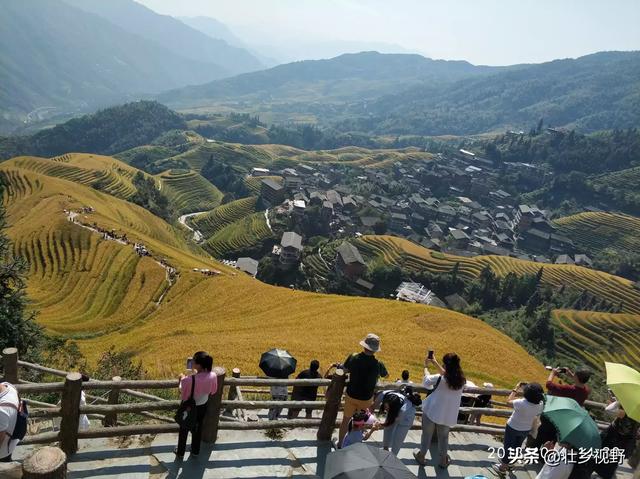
[203,211,273,258]
[189,196,259,239]
[157,169,223,215]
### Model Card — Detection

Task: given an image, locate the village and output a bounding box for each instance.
[239,147,597,305]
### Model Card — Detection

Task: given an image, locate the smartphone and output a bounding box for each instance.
[186,357,193,370]
[427,349,434,360]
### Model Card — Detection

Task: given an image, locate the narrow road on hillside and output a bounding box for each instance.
[264,208,273,232]
[178,211,208,242]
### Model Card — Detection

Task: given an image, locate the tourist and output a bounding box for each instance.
[374,386,422,455]
[0,382,19,462]
[533,366,591,448]
[592,400,639,479]
[414,352,466,469]
[492,382,544,475]
[468,382,493,425]
[175,351,217,458]
[79,374,91,431]
[536,442,575,479]
[288,360,322,419]
[546,367,591,406]
[397,370,412,384]
[337,333,389,447]
[341,409,378,448]
[268,375,288,421]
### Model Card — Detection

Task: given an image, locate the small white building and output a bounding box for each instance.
[251,167,271,177]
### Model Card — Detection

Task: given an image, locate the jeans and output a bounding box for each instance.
[268,394,287,420]
[177,403,207,456]
[383,403,416,455]
[502,424,529,464]
[419,413,451,465]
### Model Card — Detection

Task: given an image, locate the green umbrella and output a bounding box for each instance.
[542,395,601,450]
[606,361,640,422]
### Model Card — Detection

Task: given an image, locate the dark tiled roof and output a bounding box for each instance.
[337,242,365,265]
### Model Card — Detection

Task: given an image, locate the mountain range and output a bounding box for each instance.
[0,0,263,134]
[161,50,640,136]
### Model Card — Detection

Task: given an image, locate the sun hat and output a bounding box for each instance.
[360,333,381,352]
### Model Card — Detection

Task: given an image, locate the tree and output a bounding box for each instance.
[0,194,43,359]
[372,220,387,235]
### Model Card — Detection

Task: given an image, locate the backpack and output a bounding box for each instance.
[0,393,28,447]
[174,375,197,431]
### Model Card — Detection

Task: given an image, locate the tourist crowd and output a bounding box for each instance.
[2,333,638,479]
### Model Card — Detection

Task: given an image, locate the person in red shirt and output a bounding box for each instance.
[545,367,591,406]
[531,366,592,449]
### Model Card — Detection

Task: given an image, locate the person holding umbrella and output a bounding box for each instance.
[534,395,601,479]
[337,334,389,448]
[601,362,640,479]
[259,348,297,421]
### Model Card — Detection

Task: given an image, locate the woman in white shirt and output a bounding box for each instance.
[414,352,466,469]
[0,382,19,462]
[492,382,544,475]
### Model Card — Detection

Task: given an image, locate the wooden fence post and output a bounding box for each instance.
[317,368,346,441]
[22,446,67,479]
[59,372,83,456]
[103,376,121,427]
[202,366,226,444]
[224,368,241,415]
[2,347,18,383]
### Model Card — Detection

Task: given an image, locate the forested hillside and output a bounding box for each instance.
[163,51,640,136]
[0,102,185,160]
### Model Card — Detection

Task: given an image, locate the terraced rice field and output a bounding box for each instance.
[169,141,432,174]
[157,169,223,214]
[190,196,258,239]
[590,166,640,191]
[355,235,640,314]
[0,155,546,386]
[9,154,139,200]
[553,309,640,372]
[203,212,273,258]
[554,212,640,254]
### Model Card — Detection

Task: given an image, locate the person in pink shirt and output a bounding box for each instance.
[175,351,217,458]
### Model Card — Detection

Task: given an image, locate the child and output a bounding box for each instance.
[341,409,379,448]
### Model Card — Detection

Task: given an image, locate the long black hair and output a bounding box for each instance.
[442,353,465,390]
[379,392,403,427]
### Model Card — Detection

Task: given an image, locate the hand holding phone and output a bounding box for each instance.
[186,357,193,370]
[427,349,434,360]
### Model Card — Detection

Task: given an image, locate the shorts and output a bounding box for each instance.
[343,394,373,419]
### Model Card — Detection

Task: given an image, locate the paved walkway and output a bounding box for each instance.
[13,427,635,479]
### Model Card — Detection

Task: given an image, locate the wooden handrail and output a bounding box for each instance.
[16,382,66,393]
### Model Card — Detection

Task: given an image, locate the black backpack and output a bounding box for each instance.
[1,393,28,448]
[174,375,198,431]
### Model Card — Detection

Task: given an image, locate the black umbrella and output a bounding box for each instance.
[324,443,417,479]
[259,348,297,378]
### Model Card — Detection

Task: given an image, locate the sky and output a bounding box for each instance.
[138,0,640,65]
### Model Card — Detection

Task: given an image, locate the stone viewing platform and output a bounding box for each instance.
[1,348,636,479]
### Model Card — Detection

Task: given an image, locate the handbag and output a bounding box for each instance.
[174,375,197,431]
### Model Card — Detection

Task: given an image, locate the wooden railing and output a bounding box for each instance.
[1,347,608,458]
